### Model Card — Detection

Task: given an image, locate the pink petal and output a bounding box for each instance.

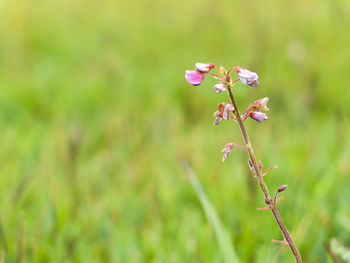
[185,70,205,86]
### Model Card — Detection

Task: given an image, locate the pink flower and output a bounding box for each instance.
[185,70,205,86]
[195,63,215,73]
[236,67,259,87]
[249,112,268,122]
[221,143,235,162]
[214,81,226,93]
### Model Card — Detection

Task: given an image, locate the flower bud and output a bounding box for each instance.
[249,112,268,123]
[221,143,235,162]
[236,67,259,87]
[185,70,205,86]
[265,199,271,205]
[277,185,287,193]
[218,66,226,76]
[258,161,263,169]
[214,81,226,94]
[195,63,215,73]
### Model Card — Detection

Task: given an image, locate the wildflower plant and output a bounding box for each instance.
[185,63,302,262]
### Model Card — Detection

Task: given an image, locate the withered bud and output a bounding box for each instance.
[277,185,288,193]
[221,143,235,162]
[223,103,234,120]
[218,66,227,76]
[248,159,255,173]
[265,199,271,205]
[248,159,253,168]
[213,103,233,125]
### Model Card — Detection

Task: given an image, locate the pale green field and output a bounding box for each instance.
[0,0,350,262]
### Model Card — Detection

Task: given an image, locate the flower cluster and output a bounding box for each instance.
[185,63,269,161]
[185,63,269,125]
[185,63,259,89]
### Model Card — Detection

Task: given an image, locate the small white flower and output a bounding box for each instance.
[213,81,226,94]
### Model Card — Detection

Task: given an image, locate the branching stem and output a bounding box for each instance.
[227,86,302,263]
[234,144,249,151]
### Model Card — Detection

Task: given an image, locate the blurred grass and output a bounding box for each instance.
[183,161,239,263]
[0,0,350,262]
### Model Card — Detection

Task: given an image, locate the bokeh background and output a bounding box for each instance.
[0,0,350,262]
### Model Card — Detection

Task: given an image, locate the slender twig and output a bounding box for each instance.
[226,86,302,263]
[233,144,249,151]
[208,72,223,79]
[261,165,278,176]
[272,240,288,245]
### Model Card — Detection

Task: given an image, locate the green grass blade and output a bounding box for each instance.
[183,161,240,263]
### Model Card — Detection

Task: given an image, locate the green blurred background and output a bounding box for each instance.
[0,0,350,262]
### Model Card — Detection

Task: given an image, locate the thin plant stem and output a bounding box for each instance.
[227,86,302,263]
